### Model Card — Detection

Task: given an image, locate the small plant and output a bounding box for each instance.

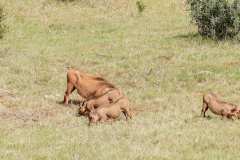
[136,0,145,13]
[56,0,77,2]
[0,7,5,39]
[187,0,240,40]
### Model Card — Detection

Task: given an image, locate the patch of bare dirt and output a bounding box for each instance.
[131,105,161,116]
[224,61,240,67]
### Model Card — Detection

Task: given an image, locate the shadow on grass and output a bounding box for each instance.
[184,115,212,123]
[203,115,212,120]
[56,99,83,106]
[172,32,240,43]
[57,99,86,117]
[169,32,224,46]
[172,32,201,40]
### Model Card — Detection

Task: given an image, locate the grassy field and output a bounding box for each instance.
[1,0,240,159]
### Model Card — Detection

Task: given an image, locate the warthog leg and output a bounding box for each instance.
[201,102,208,117]
[64,82,75,105]
[122,107,132,120]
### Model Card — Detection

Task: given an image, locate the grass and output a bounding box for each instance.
[1,0,240,159]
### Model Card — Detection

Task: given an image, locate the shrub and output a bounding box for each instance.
[136,0,145,14]
[0,7,5,39]
[231,0,240,36]
[187,0,240,39]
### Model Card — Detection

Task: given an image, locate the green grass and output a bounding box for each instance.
[1,0,240,159]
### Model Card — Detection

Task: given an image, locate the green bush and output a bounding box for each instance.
[187,0,240,39]
[231,0,240,36]
[0,7,5,39]
[136,0,145,13]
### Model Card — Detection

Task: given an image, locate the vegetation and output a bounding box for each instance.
[0,6,5,38]
[57,0,77,2]
[1,0,240,159]
[187,0,240,39]
[136,0,146,13]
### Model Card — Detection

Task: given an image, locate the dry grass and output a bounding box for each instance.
[1,0,240,159]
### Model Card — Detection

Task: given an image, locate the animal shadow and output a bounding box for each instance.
[184,115,212,123]
[57,99,83,106]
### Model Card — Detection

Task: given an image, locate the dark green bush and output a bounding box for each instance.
[231,0,240,36]
[0,7,5,39]
[136,0,145,13]
[187,0,240,39]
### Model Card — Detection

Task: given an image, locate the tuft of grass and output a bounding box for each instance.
[136,0,145,13]
[0,6,5,39]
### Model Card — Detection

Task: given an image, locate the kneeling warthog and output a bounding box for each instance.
[201,92,239,119]
[78,88,123,116]
[64,69,117,104]
[88,97,132,125]
[63,69,123,111]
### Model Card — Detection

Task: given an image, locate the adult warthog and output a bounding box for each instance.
[63,69,124,114]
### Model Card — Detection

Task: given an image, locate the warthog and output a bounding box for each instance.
[88,97,132,125]
[201,92,239,119]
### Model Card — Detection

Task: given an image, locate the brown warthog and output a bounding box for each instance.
[78,88,123,116]
[88,97,132,125]
[63,69,123,106]
[201,92,239,119]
